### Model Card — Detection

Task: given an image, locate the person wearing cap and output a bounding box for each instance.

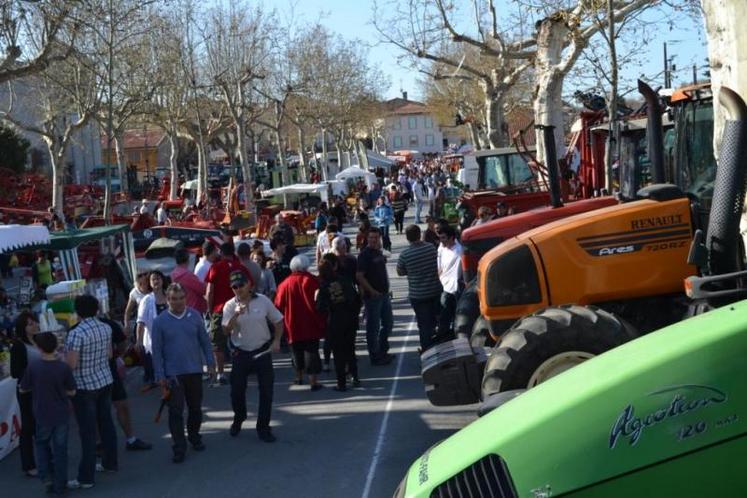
[222,271,283,442]
[205,242,252,386]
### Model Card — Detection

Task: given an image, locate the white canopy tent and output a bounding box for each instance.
[366,151,396,170]
[262,182,347,204]
[335,166,377,188]
[0,225,51,253]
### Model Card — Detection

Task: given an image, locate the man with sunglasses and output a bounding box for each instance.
[222,271,283,443]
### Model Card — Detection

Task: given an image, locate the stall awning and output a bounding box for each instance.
[0,225,51,253]
[29,225,131,251]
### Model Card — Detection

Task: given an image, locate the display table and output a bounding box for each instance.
[0,377,20,461]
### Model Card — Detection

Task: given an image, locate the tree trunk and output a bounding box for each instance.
[534,17,569,167]
[196,140,207,203]
[467,122,482,151]
[235,119,254,202]
[320,128,329,181]
[168,131,179,200]
[483,86,508,148]
[701,0,747,156]
[275,130,289,186]
[297,127,308,182]
[114,131,128,193]
[47,142,65,218]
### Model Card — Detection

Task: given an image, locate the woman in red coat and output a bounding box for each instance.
[274,255,327,390]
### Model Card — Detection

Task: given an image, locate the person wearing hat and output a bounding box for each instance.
[222,270,283,442]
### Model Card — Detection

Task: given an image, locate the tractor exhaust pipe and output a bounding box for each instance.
[706,87,747,277]
[637,79,665,184]
[537,124,563,208]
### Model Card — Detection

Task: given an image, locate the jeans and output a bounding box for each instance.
[438,291,459,339]
[143,352,155,384]
[17,390,35,472]
[72,386,117,484]
[328,315,359,387]
[230,350,274,433]
[35,423,68,493]
[411,296,441,351]
[364,295,393,362]
[167,373,203,455]
[415,201,426,223]
[394,211,405,233]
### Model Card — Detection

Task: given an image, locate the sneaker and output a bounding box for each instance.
[126,438,152,451]
[95,463,117,473]
[67,480,94,490]
[24,468,39,477]
[172,453,185,464]
[257,431,276,443]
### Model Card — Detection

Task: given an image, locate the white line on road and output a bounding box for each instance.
[360,317,416,498]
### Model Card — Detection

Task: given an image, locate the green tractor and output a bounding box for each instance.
[394,87,747,497]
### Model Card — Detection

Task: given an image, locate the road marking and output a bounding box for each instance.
[360,317,415,498]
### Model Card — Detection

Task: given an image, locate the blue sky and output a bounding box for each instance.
[285,0,708,101]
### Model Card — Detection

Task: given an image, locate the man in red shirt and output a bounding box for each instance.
[171,248,207,314]
[205,242,252,385]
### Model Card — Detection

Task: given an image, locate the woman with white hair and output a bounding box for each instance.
[274,255,327,390]
[331,236,358,283]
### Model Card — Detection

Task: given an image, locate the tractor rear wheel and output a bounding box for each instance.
[481,305,637,398]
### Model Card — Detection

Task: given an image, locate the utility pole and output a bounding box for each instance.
[663,42,669,88]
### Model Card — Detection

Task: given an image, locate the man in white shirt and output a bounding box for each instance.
[315,221,339,265]
[437,225,463,338]
[156,203,170,225]
[222,271,283,443]
[194,241,218,283]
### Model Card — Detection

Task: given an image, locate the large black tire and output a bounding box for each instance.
[469,316,495,349]
[481,305,637,399]
[454,279,480,338]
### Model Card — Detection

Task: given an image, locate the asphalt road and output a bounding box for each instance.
[0,209,478,498]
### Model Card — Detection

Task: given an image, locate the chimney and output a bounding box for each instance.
[402,91,408,101]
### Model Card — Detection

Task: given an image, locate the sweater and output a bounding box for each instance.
[151,308,214,380]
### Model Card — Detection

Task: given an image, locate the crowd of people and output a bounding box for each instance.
[5,157,477,494]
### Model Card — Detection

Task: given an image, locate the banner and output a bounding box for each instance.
[0,378,21,461]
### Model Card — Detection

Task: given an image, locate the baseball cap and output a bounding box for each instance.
[230,270,251,288]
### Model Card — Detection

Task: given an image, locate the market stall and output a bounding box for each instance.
[336,166,378,188]
[0,224,51,461]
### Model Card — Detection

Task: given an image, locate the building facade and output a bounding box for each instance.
[380,95,445,154]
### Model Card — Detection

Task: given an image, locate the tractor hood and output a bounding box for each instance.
[400,300,747,497]
[462,197,618,244]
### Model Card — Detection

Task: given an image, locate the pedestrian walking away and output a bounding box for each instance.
[151,283,215,463]
[316,253,362,391]
[65,295,118,489]
[19,332,76,495]
[222,271,283,442]
[397,224,442,351]
[274,255,327,390]
[99,317,152,452]
[356,228,393,365]
[171,248,207,314]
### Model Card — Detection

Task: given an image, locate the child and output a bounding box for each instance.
[19,332,76,495]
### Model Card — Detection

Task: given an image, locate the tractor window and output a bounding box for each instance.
[481,155,509,188]
[676,100,715,210]
[506,154,534,184]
